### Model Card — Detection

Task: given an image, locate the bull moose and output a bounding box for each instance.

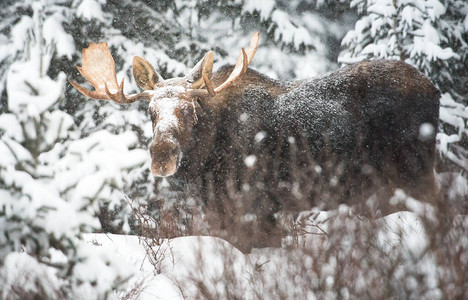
[69,32,440,251]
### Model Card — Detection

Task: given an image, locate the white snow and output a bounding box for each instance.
[7,60,66,117]
[84,234,252,299]
[0,137,32,164]
[83,207,451,299]
[244,155,257,168]
[242,0,275,20]
[0,113,25,142]
[10,16,34,54]
[419,123,435,141]
[367,1,396,17]
[411,20,459,61]
[271,10,313,50]
[77,0,106,22]
[254,131,267,143]
[148,87,187,137]
[43,14,75,60]
[0,252,61,299]
[437,172,468,200]
[436,93,468,169]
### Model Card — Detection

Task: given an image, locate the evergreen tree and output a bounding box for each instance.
[0,2,136,298]
[340,0,468,171]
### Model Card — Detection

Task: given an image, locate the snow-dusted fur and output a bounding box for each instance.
[170,60,440,251]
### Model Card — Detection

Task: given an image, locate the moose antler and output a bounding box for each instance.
[68,42,152,103]
[200,32,259,97]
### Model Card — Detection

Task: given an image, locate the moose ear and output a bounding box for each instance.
[132,56,164,90]
[185,51,214,89]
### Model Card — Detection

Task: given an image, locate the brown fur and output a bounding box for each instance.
[134,59,442,252]
[159,60,441,251]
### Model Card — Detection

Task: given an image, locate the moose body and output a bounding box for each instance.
[175,61,439,248]
[70,33,440,251]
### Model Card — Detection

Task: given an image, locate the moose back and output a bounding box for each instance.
[69,33,440,250]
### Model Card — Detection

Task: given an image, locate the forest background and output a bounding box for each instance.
[0,0,467,298]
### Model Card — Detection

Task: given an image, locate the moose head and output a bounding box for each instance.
[69,33,259,177]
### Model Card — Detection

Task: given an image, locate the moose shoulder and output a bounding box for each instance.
[69,33,440,251]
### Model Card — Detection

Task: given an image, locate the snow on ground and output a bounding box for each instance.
[84,234,252,299]
[84,210,428,299]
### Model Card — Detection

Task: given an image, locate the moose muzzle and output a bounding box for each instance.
[150,139,182,177]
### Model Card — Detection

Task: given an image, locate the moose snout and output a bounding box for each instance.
[150,139,182,177]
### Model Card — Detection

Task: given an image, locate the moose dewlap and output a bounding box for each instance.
[69,33,440,248]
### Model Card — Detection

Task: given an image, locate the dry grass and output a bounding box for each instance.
[136,171,467,299]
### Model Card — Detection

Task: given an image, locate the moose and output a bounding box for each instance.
[69,32,440,251]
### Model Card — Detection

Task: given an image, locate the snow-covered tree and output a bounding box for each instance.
[340,0,468,172]
[0,2,137,298]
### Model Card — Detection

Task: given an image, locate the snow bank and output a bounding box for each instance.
[86,209,445,299]
[84,234,252,299]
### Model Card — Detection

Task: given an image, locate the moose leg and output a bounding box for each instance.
[379,133,440,210]
[252,213,283,248]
